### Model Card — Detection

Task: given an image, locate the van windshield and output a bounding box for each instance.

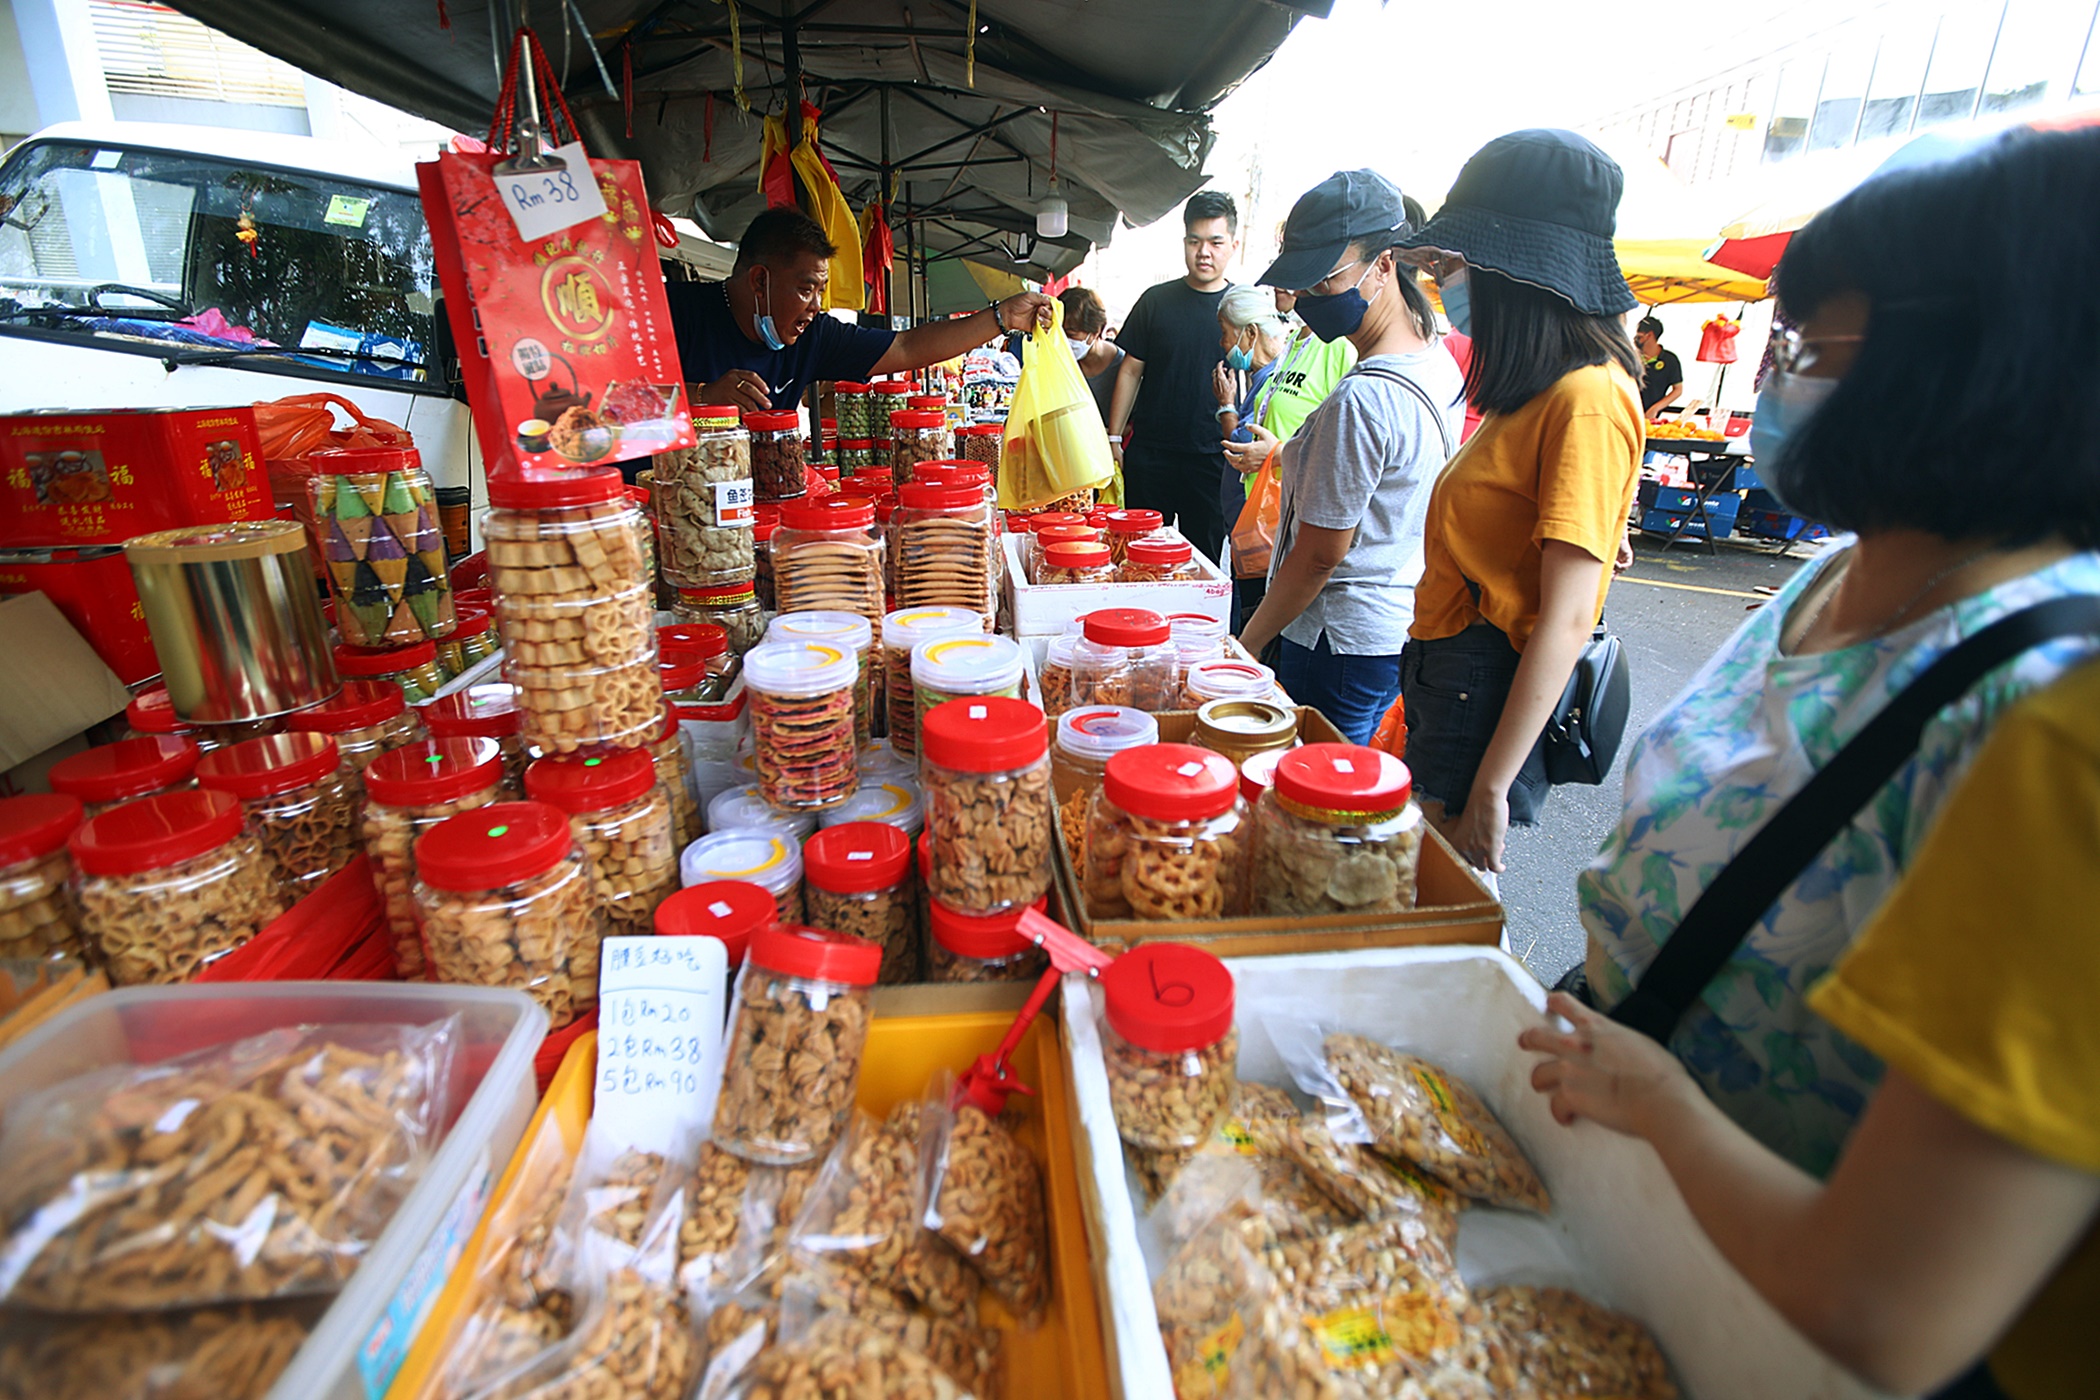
[0,138,436,384]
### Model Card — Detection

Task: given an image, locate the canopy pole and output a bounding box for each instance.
[880,86,897,322]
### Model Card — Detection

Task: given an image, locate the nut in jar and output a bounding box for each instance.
[0,794,85,962]
[919,695,1054,915]
[1099,942,1239,1149]
[1081,743,1249,923]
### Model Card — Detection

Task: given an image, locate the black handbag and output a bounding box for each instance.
[1542,625,1631,786]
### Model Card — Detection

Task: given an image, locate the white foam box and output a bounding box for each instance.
[1003,533,1231,637]
[1060,946,1878,1400]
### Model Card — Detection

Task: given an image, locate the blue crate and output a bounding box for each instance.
[1644,484,1711,515]
[1743,486,1785,512]
[1733,460,1764,492]
[1641,493,1740,540]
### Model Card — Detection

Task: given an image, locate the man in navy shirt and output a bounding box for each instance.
[665,208,1052,413]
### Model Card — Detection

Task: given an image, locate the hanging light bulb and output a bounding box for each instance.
[1037,181,1068,240]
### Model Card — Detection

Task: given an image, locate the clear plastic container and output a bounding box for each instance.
[0,793,86,962]
[888,409,953,478]
[121,684,203,748]
[70,789,287,984]
[957,423,1002,485]
[802,821,916,985]
[766,609,877,748]
[747,409,808,501]
[414,800,600,1027]
[654,879,772,968]
[1099,941,1239,1149]
[926,894,1049,984]
[335,639,447,705]
[1118,536,1206,584]
[1240,746,1288,809]
[681,827,806,927]
[881,606,984,760]
[744,640,860,811]
[1192,697,1300,769]
[661,622,735,679]
[674,581,764,656]
[48,736,201,818]
[1037,539,1115,586]
[1254,743,1425,916]
[650,706,702,852]
[911,633,1026,744]
[1029,524,1104,581]
[770,498,884,641]
[285,680,428,783]
[870,379,913,431]
[1037,632,1082,719]
[753,506,781,612]
[308,449,457,649]
[1168,613,1229,680]
[437,605,500,679]
[1103,508,1166,565]
[816,778,924,838]
[712,922,881,1164]
[362,737,508,981]
[894,481,997,625]
[838,438,875,474]
[1068,608,1179,711]
[708,783,818,842]
[626,483,659,601]
[920,694,1053,916]
[833,382,875,441]
[812,417,838,466]
[1053,705,1160,865]
[1182,659,1278,710]
[422,684,527,794]
[855,737,914,783]
[1081,743,1249,922]
[659,643,712,706]
[654,408,758,589]
[526,749,680,970]
[195,732,362,901]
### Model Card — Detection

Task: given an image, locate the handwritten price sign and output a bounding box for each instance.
[593,935,730,1152]
[495,141,609,242]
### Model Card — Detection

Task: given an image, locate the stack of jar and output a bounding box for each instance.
[285,681,427,784]
[1103,509,1166,565]
[870,379,913,434]
[423,684,529,793]
[361,737,507,979]
[0,793,87,962]
[888,409,952,478]
[652,407,758,594]
[833,382,875,440]
[1080,743,1249,922]
[1067,609,1179,711]
[919,696,1054,984]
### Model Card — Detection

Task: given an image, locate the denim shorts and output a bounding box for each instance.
[1399,623,1551,826]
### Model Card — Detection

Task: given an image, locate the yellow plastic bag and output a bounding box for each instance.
[760,109,864,313]
[997,298,1114,510]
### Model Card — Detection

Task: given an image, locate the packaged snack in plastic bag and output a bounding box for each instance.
[435,1152,582,1400]
[675,1140,824,1301]
[1478,1284,1679,1400]
[920,1078,1051,1326]
[0,1299,317,1400]
[733,1270,999,1399]
[1278,1112,1463,1277]
[1152,1208,1302,1400]
[0,1017,458,1311]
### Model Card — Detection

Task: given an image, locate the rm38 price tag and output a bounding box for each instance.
[494,142,609,242]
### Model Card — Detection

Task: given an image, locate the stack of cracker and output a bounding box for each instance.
[314,470,455,646]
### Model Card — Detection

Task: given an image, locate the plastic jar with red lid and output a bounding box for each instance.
[1070,608,1178,711]
[888,408,953,477]
[655,880,773,967]
[335,638,445,705]
[838,438,874,474]
[649,706,701,851]
[70,789,286,984]
[49,736,202,818]
[1182,658,1278,709]
[713,921,882,1164]
[1081,743,1248,922]
[1118,535,1205,584]
[1099,941,1239,1148]
[0,793,86,961]
[361,737,507,979]
[413,799,600,1026]
[869,379,913,429]
[957,422,1002,481]
[802,821,916,985]
[196,732,361,899]
[747,409,807,501]
[1168,613,1229,676]
[1254,743,1424,916]
[1037,632,1081,719]
[927,893,1048,984]
[673,580,764,656]
[1103,508,1166,564]
[526,748,679,966]
[771,496,883,626]
[1036,538,1114,587]
[122,684,204,747]
[894,480,997,625]
[920,695,1053,916]
[1051,705,1159,863]
[655,406,757,590]
[285,679,427,781]
[833,381,875,440]
[436,604,501,681]
[422,684,526,792]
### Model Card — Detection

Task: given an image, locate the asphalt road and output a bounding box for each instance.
[1497,530,1827,985]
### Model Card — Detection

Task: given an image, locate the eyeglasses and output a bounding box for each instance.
[1771,326,1865,377]
[1300,255,1370,296]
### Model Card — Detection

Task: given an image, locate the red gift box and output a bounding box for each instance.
[0,406,272,548]
[0,544,159,683]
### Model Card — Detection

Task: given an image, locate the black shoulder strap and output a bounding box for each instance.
[1610,594,2100,1043]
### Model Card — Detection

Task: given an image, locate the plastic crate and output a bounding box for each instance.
[1641,492,1739,539]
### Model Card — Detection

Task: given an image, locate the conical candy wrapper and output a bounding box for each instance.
[350,560,389,604]
[369,555,409,591]
[407,587,453,634]
[365,529,406,561]
[331,478,370,519]
[340,596,391,645]
[328,561,359,595]
[351,474,389,516]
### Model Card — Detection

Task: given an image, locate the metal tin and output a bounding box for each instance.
[1190,697,1299,767]
[125,520,339,724]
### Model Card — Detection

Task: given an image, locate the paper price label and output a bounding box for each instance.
[493,142,609,242]
[714,478,755,527]
[594,935,729,1152]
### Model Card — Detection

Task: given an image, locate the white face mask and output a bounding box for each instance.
[1066,337,1091,359]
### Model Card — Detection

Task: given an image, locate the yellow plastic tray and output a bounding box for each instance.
[388,1008,1110,1399]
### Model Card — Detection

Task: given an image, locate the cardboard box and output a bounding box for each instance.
[1003,532,1231,637]
[1051,706,1503,955]
[0,406,271,548]
[0,591,131,777]
[0,545,158,683]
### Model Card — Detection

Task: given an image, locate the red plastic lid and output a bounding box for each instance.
[69,789,245,875]
[899,481,982,510]
[855,465,895,485]
[366,738,505,806]
[746,410,802,432]
[1240,746,1287,805]
[49,736,201,804]
[312,444,423,473]
[423,684,518,739]
[782,495,875,531]
[286,680,407,733]
[679,582,757,604]
[1106,509,1165,535]
[659,623,729,659]
[821,417,838,431]
[958,423,1001,437]
[693,404,744,423]
[1274,743,1413,817]
[336,638,437,676]
[0,793,83,866]
[1027,511,1086,531]
[919,695,1047,774]
[124,685,191,735]
[928,894,1047,961]
[918,826,932,879]
[1126,537,1194,567]
[654,882,772,964]
[196,732,341,799]
[1085,508,1116,527]
[659,644,709,693]
[452,604,493,639]
[1084,607,1170,647]
[624,485,652,508]
[1043,541,1110,569]
[1035,526,1098,548]
[524,749,657,814]
[834,382,871,394]
[487,466,624,509]
[749,922,881,986]
[1101,942,1235,1052]
[841,438,875,449]
[871,379,914,394]
[918,461,989,489]
[889,409,945,430]
[816,464,840,483]
[803,821,912,893]
[1104,743,1238,822]
[907,395,946,411]
[415,800,574,890]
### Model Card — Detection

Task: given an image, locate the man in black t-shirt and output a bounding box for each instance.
[1106,191,1240,565]
[1635,316,1684,421]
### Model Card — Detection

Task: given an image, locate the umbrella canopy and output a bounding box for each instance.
[166,0,1310,285]
[1614,239,1769,305]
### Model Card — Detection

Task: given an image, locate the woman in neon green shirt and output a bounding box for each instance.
[1220,287,1357,484]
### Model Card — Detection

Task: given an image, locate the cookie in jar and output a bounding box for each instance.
[920,696,1054,916]
[194,733,362,901]
[0,794,87,962]
[801,822,917,986]
[362,738,509,981]
[525,748,680,968]
[1081,744,1248,922]
[926,894,1049,984]
[1254,744,1424,916]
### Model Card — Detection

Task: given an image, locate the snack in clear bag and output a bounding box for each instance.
[483,1264,699,1400]
[1478,1284,1679,1400]
[1137,1084,1355,1248]
[0,1017,457,1311]
[435,1151,581,1400]
[735,1278,998,1400]
[921,1081,1051,1326]
[675,1141,823,1299]
[0,1300,317,1400]
[1280,1111,1465,1269]
[1151,1207,1300,1400]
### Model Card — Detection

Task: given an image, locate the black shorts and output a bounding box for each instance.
[1399,623,1551,826]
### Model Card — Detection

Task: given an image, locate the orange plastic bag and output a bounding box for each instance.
[1371,692,1408,759]
[254,392,414,513]
[1229,444,1284,579]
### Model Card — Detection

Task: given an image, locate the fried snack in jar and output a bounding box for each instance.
[121,683,203,747]
[894,480,998,626]
[767,607,878,748]
[673,580,764,655]
[752,505,781,610]
[910,632,1025,741]
[837,438,873,473]
[1066,607,1178,711]
[1082,743,1249,922]
[648,706,702,851]
[0,794,85,962]
[802,821,916,985]
[195,733,361,900]
[880,605,983,759]
[887,408,952,477]
[1103,507,1165,565]
[334,638,445,705]
[815,778,924,839]
[682,827,806,926]
[662,620,736,679]
[484,468,662,754]
[709,783,819,842]
[1053,705,1159,862]
[1026,524,1102,581]
[422,683,527,792]
[957,421,1002,480]
[654,878,773,969]
[455,604,500,668]
[926,893,1048,983]
[1099,941,1239,1149]
[70,790,286,984]
[414,800,597,1026]
[920,694,1053,915]
[49,735,201,818]
[653,407,758,589]
[1037,631,1081,719]
[714,923,881,1164]
[285,679,428,784]
[362,737,506,980]
[1183,657,1279,710]
[832,382,875,439]
[1255,743,1424,916]
[747,409,809,501]
[744,640,860,811]
[526,749,680,973]
[772,497,884,630]
[1119,535,1206,583]
[1036,538,1115,586]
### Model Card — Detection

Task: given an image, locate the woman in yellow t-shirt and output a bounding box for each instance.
[1396,130,1645,874]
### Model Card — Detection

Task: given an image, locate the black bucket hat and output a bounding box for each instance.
[1400,129,1637,317]
[1259,169,1413,291]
